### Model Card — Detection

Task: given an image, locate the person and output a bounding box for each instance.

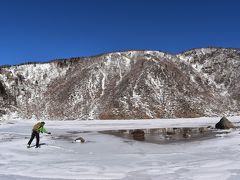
[27,121,51,148]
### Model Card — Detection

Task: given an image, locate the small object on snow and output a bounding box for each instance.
[75,137,85,143]
[215,116,235,129]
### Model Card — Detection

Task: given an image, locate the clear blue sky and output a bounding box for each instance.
[0,0,240,65]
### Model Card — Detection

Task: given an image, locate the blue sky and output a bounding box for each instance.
[0,0,240,65]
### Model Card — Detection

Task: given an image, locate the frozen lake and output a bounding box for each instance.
[0,117,240,180]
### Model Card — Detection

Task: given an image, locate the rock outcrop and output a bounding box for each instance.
[215,116,235,129]
[131,129,145,141]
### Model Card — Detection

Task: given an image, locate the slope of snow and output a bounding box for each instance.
[0,117,240,180]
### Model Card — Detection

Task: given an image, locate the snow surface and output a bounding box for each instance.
[0,117,240,180]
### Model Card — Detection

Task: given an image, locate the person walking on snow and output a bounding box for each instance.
[27,121,51,148]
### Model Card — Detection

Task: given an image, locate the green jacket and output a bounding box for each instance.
[38,127,48,133]
[32,122,48,133]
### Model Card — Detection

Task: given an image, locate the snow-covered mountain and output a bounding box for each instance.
[0,48,240,120]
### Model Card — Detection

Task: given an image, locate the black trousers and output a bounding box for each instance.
[28,131,40,147]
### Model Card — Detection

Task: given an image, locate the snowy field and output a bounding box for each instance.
[0,117,240,180]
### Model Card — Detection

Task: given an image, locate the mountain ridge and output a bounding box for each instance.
[0,48,239,120]
[1,47,239,68]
